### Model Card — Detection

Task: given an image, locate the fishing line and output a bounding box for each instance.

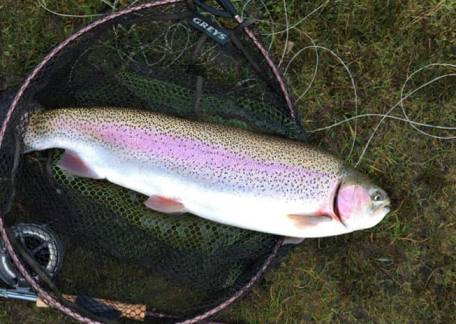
[399,63,456,136]
[239,0,276,52]
[277,0,290,68]
[283,39,319,104]
[100,0,118,11]
[238,0,328,38]
[261,0,330,37]
[162,23,193,68]
[282,44,456,167]
[37,0,104,18]
[110,21,193,69]
[302,64,456,166]
[246,3,456,167]
[37,0,142,17]
[355,64,456,166]
[310,111,456,133]
[284,44,360,160]
[256,1,359,160]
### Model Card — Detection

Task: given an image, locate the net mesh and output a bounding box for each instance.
[1,1,304,322]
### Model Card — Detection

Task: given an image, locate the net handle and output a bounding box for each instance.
[36,294,147,321]
[0,1,292,323]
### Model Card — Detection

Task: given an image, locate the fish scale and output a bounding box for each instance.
[23,107,390,239]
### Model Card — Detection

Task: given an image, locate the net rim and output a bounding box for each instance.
[0,1,183,323]
[0,1,292,322]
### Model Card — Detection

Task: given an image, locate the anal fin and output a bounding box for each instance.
[57,150,102,179]
[282,237,305,245]
[145,195,187,214]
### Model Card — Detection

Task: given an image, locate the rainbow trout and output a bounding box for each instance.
[23,108,390,239]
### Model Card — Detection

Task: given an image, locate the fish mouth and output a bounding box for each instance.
[332,182,347,228]
[381,203,391,214]
[377,198,391,214]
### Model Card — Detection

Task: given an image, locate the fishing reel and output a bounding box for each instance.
[0,223,64,288]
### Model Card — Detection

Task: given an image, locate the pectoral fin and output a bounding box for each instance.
[282,237,305,245]
[287,214,332,229]
[57,151,102,179]
[145,195,187,214]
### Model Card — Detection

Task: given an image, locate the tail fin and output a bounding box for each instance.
[21,110,41,154]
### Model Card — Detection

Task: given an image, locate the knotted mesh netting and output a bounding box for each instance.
[0,1,305,322]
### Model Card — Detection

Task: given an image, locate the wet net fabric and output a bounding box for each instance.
[1,1,304,322]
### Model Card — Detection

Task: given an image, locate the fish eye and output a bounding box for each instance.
[372,190,384,202]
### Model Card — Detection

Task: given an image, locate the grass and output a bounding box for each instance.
[1,0,455,323]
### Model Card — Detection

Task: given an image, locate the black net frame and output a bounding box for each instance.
[0,1,304,323]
